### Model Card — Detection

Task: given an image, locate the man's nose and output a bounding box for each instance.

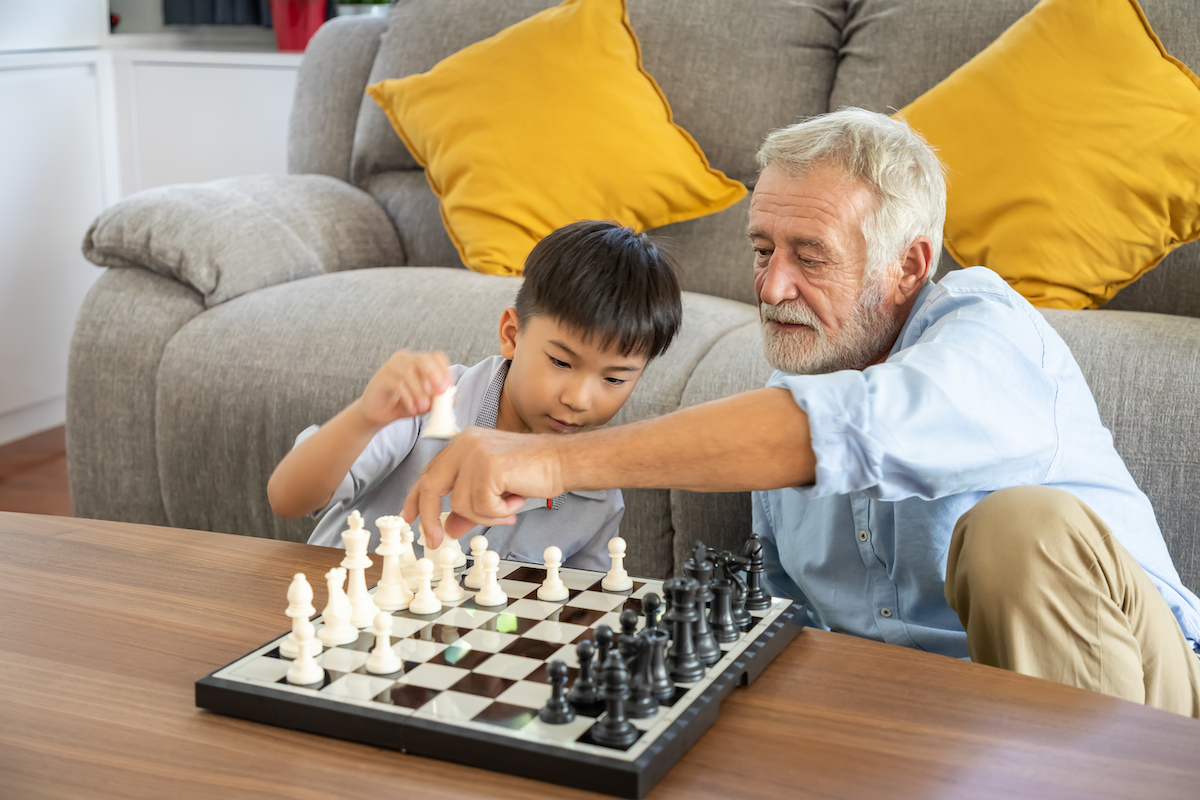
[757,253,801,307]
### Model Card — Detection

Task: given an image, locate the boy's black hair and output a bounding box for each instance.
[514,220,682,360]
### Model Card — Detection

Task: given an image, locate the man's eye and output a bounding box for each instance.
[753,248,771,258]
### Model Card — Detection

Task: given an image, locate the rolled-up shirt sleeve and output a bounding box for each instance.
[769,286,1062,501]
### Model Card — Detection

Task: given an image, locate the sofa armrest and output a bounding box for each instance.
[82,174,405,308]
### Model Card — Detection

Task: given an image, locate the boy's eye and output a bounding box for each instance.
[605,377,626,387]
[549,356,570,369]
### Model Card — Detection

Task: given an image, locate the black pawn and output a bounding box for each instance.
[744,532,771,611]
[595,624,615,666]
[590,650,638,748]
[641,626,675,701]
[618,609,641,675]
[627,634,660,719]
[539,660,575,724]
[709,578,740,643]
[663,577,705,683]
[641,592,665,634]
[568,639,599,706]
[724,556,755,631]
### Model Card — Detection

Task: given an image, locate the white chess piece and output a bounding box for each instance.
[537,546,569,601]
[408,557,442,615]
[374,516,414,611]
[435,546,466,603]
[437,512,468,568]
[464,535,489,589]
[285,615,325,685]
[474,550,508,607]
[364,611,402,674]
[318,567,358,646]
[341,510,380,627]
[601,536,633,592]
[281,573,322,658]
[421,385,460,439]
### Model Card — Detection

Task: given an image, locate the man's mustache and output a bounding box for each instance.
[760,301,823,332]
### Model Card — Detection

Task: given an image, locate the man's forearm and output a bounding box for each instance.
[558,387,815,493]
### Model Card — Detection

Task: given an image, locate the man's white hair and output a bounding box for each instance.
[756,108,947,280]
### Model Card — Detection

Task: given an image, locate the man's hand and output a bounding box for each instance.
[401,427,566,548]
[357,350,452,426]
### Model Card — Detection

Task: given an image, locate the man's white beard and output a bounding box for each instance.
[759,279,902,374]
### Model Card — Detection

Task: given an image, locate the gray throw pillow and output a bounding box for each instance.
[82,174,405,307]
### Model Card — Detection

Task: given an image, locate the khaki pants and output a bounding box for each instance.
[946,486,1200,718]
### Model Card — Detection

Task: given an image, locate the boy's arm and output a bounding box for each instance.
[267,350,452,518]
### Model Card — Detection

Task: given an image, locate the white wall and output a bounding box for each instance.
[0,0,104,52]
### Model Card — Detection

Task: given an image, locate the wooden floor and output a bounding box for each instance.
[0,426,72,516]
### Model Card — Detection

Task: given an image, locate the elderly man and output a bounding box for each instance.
[406,109,1200,717]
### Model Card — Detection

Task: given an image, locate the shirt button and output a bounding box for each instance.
[880,608,892,618]
[858,530,868,542]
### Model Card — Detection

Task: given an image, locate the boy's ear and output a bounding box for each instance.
[498,307,519,360]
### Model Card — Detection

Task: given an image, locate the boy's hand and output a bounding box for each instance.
[356,350,452,427]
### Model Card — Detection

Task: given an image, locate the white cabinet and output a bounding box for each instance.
[0,50,119,444]
[0,44,302,445]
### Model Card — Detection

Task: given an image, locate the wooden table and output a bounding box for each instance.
[3,512,1199,799]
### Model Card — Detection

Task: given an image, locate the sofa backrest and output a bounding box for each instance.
[289,0,1200,315]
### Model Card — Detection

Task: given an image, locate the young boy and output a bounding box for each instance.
[267,220,682,570]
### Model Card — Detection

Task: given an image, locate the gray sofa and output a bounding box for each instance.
[69,0,1200,592]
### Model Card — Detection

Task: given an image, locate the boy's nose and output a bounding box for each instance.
[560,379,591,413]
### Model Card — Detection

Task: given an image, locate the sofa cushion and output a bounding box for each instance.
[82,175,405,307]
[899,0,1200,310]
[351,0,841,187]
[1040,309,1200,596]
[364,0,746,277]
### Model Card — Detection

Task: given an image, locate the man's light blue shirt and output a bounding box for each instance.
[753,267,1200,657]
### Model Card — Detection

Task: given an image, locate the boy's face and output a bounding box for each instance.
[496,308,648,435]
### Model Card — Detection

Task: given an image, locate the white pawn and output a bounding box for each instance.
[602,536,633,592]
[318,568,358,646]
[437,511,468,569]
[374,516,414,611]
[364,611,402,675]
[281,573,322,658]
[341,510,380,627]
[537,546,569,601]
[474,550,508,607]
[464,535,489,589]
[285,616,325,685]
[435,545,466,602]
[422,385,460,439]
[409,558,442,615]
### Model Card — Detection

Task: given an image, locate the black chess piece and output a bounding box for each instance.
[722,552,755,631]
[663,577,705,683]
[595,624,615,670]
[590,650,638,747]
[567,639,599,706]
[626,634,660,719]
[641,592,665,634]
[618,608,641,674]
[641,626,675,701]
[684,541,715,608]
[743,532,771,611]
[539,659,575,724]
[709,578,740,643]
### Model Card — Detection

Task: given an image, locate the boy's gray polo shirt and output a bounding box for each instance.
[300,355,624,571]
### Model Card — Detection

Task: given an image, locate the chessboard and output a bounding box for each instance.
[196,556,803,798]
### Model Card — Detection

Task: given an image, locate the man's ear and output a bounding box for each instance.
[498,307,519,359]
[893,236,934,305]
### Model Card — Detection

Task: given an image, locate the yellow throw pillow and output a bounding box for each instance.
[367,0,746,277]
[898,0,1200,309]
